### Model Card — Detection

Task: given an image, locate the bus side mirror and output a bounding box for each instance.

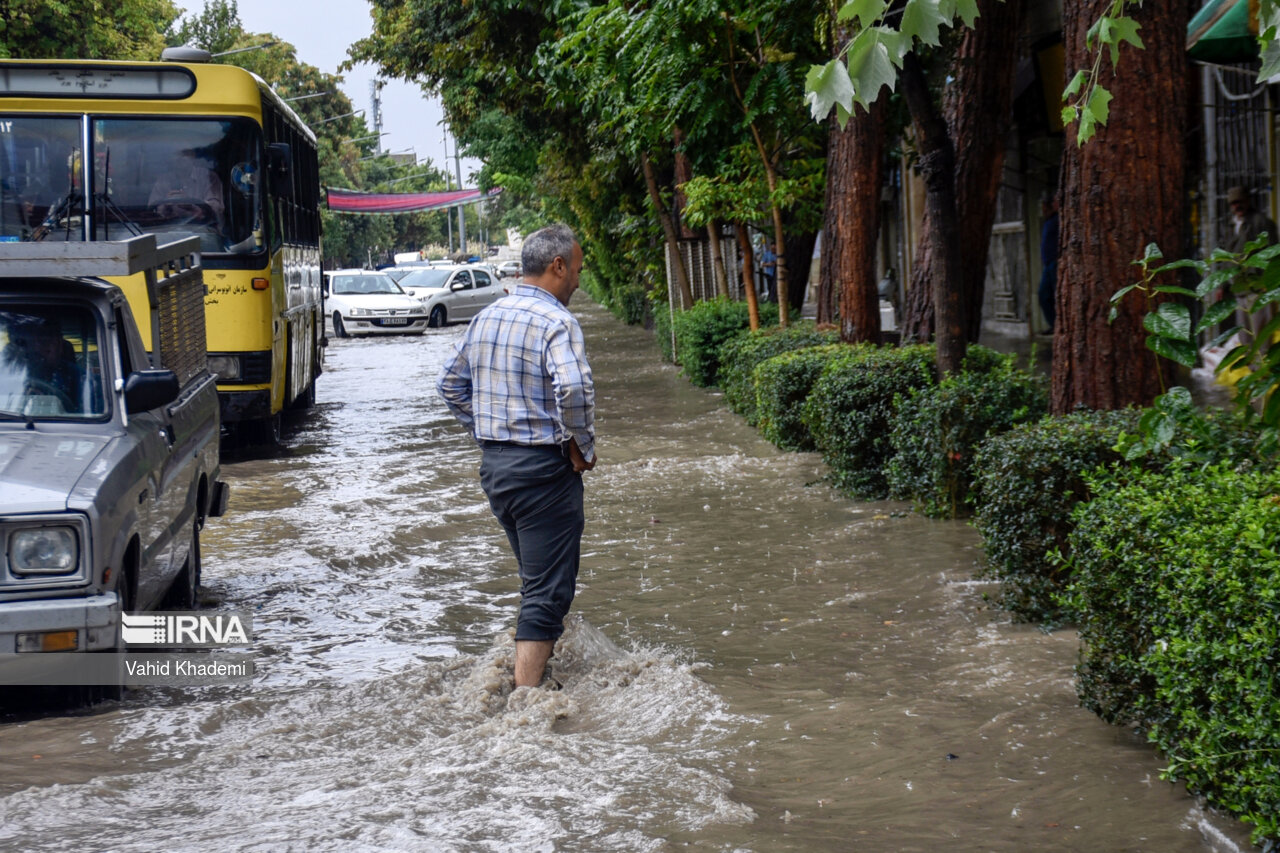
[267,143,293,197]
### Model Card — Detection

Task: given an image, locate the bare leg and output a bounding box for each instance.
[514,639,555,687]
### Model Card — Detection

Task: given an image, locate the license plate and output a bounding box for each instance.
[379,318,410,326]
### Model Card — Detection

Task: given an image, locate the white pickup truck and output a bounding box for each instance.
[0,236,228,696]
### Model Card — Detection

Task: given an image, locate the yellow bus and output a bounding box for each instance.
[0,54,323,442]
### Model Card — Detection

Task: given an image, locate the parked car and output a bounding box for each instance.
[398,264,506,327]
[495,260,522,279]
[324,270,430,337]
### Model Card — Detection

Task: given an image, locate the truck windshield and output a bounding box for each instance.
[0,305,106,419]
[0,116,261,255]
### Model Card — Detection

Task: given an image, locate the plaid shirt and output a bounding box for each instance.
[437,284,595,461]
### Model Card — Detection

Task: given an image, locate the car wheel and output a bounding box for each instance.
[429,306,447,328]
[332,312,348,338]
[163,520,201,610]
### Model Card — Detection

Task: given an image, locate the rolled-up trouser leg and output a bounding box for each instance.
[480,444,584,642]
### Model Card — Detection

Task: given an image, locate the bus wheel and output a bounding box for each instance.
[291,380,316,410]
[429,306,447,328]
[240,413,281,447]
[332,312,348,338]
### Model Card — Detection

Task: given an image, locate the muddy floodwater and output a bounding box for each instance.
[0,296,1258,851]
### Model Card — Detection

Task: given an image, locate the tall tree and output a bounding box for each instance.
[819,94,885,339]
[899,0,1022,345]
[1051,0,1188,412]
[1,0,179,60]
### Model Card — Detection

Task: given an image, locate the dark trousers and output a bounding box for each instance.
[1038,261,1057,331]
[479,442,584,642]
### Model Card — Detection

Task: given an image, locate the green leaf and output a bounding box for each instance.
[953,0,981,28]
[1061,105,1079,127]
[1147,335,1198,368]
[1163,386,1193,408]
[1152,285,1198,298]
[838,0,888,28]
[805,59,856,122]
[1153,258,1205,275]
[845,29,899,108]
[1101,15,1143,67]
[1196,269,1235,299]
[1086,84,1112,126]
[1195,298,1240,334]
[1110,281,1141,304]
[900,0,947,48]
[1140,242,1163,264]
[1260,37,1280,81]
[1063,69,1088,99]
[1144,302,1192,340]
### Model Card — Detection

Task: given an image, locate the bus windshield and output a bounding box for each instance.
[0,116,261,254]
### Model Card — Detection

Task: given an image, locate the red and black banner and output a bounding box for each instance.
[325,187,501,215]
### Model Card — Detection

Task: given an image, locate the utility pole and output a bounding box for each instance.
[453,129,467,257]
[443,129,454,253]
[369,80,384,154]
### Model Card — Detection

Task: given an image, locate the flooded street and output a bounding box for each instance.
[0,296,1256,851]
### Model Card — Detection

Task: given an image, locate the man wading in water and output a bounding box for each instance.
[438,224,597,688]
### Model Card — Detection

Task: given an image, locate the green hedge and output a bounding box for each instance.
[719,325,841,424]
[803,344,1006,499]
[887,358,1049,518]
[665,298,779,386]
[971,409,1140,623]
[755,344,855,451]
[1065,464,1280,845]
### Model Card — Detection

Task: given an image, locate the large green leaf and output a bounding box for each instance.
[805,59,855,122]
[1144,302,1191,340]
[1146,335,1198,368]
[899,0,947,48]
[844,28,899,108]
[838,0,887,28]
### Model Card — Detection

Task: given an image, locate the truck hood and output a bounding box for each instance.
[0,431,111,514]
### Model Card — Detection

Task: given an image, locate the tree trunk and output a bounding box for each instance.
[900,52,966,376]
[1052,0,1188,412]
[641,150,695,310]
[708,220,729,298]
[735,224,762,330]
[822,96,886,342]
[673,129,698,240]
[900,0,1022,345]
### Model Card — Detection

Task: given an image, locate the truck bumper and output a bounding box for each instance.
[219,389,272,424]
[0,593,120,654]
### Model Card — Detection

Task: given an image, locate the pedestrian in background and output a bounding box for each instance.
[437,223,596,688]
[760,240,778,303]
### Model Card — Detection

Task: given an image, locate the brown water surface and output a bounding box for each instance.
[0,296,1254,851]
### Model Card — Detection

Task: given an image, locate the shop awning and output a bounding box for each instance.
[325,187,501,215]
[1188,0,1258,63]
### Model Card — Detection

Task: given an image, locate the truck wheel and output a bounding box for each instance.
[163,521,201,610]
[332,312,348,338]
[429,306,447,328]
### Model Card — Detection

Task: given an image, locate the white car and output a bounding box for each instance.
[399,264,507,327]
[324,269,430,337]
[495,260,522,278]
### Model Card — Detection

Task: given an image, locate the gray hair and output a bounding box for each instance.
[521,224,578,277]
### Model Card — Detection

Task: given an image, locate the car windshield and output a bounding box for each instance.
[400,268,452,289]
[330,274,403,295]
[0,115,262,255]
[0,304,106,419]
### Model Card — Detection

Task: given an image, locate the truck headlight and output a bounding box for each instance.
[207,354,241,381]
[9,527,79,575]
